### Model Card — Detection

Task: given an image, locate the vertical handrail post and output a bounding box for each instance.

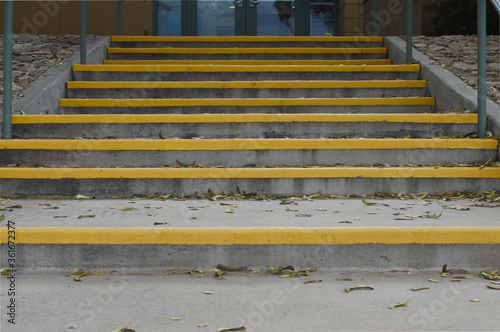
[477,0,487,138]
[80,0,87,64]
[153,0,159,36]
[371,0,377,36]
[117,0,123,36]
[406,0,413,64]
[3,0,13,139]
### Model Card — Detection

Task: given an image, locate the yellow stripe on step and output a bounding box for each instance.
[73,64,419,72]
[67,80,427,89]
[103,59,393,65]
[0,167,498,179]
[3,227,500,245]
[108,47,388,54]
[0,139,496,150]
[12,113,477,124]
[110,36,384,43]
[59,97,435,107]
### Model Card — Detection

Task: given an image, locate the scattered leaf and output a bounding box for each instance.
[53,216,68,218]
[78,214,95,219]
[69,270,88,281]
[214,269,226,280]
[443,204,469,211]
[220,203,238,207]
[75,194,93,200]
[295,214,311,217]
[120,207,137,211]
[171,317,181,321]
[410,287,429,291]
[216,326,246,332]
[225,207,235,213]
[470,299,480,302]
[428,279,438,283]
[304,280,322,284]
[344,285,374,293]
[1,268,11,275]
[362,198,376,206]
[198,323,208,328]
[7,204,22,209]
[286,207,299,212]
[201,291,213,295]
[43,204,59,209]
[389,301,409,309]
[395,216,414,220]
[316,208,327,211]
[216,264,249,272]
[154,222,169,226]
[337,278,352,281]
[0,214,4,222]
[486,285,500,290]
[338,221,352,223]
[442,264,468,274]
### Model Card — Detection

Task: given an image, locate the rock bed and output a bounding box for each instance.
[0,34,498,110]
[412,35,499,106]
[0,34,95,109]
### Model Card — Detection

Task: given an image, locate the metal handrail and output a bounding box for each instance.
[2,0,13,139]
[490,0,500,14]
[80,0,87,65]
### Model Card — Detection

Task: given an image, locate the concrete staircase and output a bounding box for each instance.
[2,36,499,197]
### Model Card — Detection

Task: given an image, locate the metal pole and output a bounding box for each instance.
[153,0,159,36]
[371,0,377,36]
[406,0,413,64]
[80,0,87,64]
[3,0,13,139]
[117,0,123,36]
[477,0,487,138]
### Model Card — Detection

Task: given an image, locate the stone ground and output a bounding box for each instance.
[0,34,95,109]
[0,34,498,108]
[412,35,499,105]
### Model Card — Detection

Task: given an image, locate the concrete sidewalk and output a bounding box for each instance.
[1,271,499,331]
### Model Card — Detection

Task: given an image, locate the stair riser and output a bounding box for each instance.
[110,42,385,48]
[1,149,494,167]
[66,87,427,99]
[12,123,477,139]
[73,72,421,81]
[107,53,387,61]
[2,177,499,196]
[60,105,435,114]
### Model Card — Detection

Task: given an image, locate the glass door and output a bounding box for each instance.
[157,0,338,36]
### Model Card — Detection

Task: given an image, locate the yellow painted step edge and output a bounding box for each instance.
[103,59,393,65]
[67,80,427,89]
[110,36,384,42]
[59,97,435,107]
[0,167,499,179]
[12,114,477,125]
[0,139,496,150]
[2,227,499,245]
[73,64,420,72]
[108,47,388,54]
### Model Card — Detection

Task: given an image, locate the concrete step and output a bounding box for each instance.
[109,35,385,48]
[12,114,478,139]
[107,47,388,60]
[0,139,496,167]
[72,64,421,82]
[0,166,498,196]
[59,97,435,114]
[66,80,428,99]
[1,197,500,272]
[103,59,393,65]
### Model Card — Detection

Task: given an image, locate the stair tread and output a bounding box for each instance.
[73,64,419,72]
[110,36,385,43]
[12,113,477,124]
[1,138,497,150]
[103,59,393,65]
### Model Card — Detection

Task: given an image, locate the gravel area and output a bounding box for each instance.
[0,34,498,109]
[0,34,95,109]
[412,35,499,105]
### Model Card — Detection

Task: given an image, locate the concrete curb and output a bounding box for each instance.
[384,36,500,159]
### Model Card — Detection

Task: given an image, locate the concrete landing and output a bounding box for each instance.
[1,271,499,331]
